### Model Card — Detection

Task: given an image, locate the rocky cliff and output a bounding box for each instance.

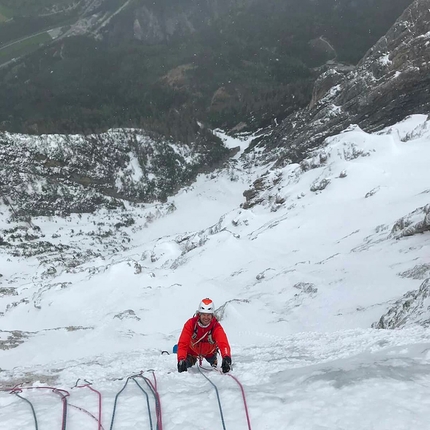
[101,0,258,44]
[240,0,430,330]
[249,0,430,166]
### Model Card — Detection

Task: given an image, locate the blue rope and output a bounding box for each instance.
[14,392,39,430]
[109,377,132,430]
[197,365,227,430]
[132,377,154,430]
[109,375,154,430]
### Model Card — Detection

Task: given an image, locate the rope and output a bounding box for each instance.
[1,372,165,430]
[138,377,158,429]
[140,371,163,430]
[109,374,155,430]
[131,377,154,430]
[73,379,103,430]
[150,371,163,430]
[13,392,39,430]
[5,382,105,430]
[69,404,105,430]
[225,373,253,430]
[9,386,69,430]
[201,365,253,430]
[53,388,69,430]
[109,377,132,430]
[197,365,227,430]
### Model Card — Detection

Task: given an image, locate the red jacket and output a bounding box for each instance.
[177,316,231,361]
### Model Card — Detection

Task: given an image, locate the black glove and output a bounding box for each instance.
[221,356,232,373]
[177,360,188,373]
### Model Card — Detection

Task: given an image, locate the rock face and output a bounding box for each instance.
[252,0,430,166]
[102,0,258,44]
[371,204,430,330]
[373,279,430,329]
[389,204,430,239]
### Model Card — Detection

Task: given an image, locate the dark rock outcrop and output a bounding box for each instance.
[253,0,430,166]
[389,204,430,239]
[373,278,430,329]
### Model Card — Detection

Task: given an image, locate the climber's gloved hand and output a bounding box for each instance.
[177,360,188,373]
[221,356,232,373]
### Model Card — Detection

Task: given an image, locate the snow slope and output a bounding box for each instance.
[0,115,429,429]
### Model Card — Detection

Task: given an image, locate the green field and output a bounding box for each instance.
[0,0,73,16]
[0,4,13,21]
[0,32,51,64]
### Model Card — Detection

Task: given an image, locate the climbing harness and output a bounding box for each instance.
[191,321,215,348]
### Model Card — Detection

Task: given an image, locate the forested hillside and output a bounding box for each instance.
[0,0,414,140]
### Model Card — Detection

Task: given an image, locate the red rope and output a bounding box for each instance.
[53,388,69,430]
[69,403,105,430]
[74,380,103,430]
[202,366,253,430]
[226,373,253,430]
[142,371,163,430]
[9,386,70,430]
[151,371,163,430]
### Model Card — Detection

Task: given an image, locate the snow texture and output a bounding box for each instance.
[0,115,430,429]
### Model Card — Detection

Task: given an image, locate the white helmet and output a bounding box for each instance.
[198,298,215,314]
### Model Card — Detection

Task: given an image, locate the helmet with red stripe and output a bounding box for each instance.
[198,298,215,314]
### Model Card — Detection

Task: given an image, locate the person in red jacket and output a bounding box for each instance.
[177,298,232,373]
